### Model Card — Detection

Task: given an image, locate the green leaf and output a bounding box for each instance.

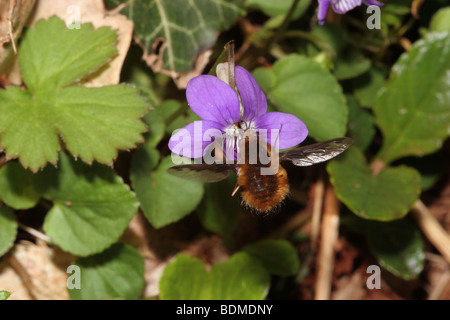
[429,7,450,31]
[20,16,117,92]
[334,50,371,80]
[327,147,421,221]
[367,219,425,280]
[131,153,204,228]
[0,290,11,300]
[142,109,166,148]
[0,17,149,171]
[245,0,311,19]
[157,99,201,134]
[0,162,39,209]
[341,214,425,280]
[34,152,139,256]
[197,175,240,236]
[69,243,145,300]
[396,154,444,191]
[105,0,245,73]
[346,96,375,151]
[0,206,17,257]
[244,239,300,276]
[374,31,450,164]
[352,66,387,108]
[159,253,270,300]
[253,54,347,141]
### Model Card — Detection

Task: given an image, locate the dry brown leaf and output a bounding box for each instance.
[0,0,36,83]
[0,240,75,300]
[23,0,133,87]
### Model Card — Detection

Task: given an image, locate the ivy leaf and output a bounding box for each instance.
[0,206,17,257]
[253,54,347,141]
[0,162,39,210]
[69,243,145,300]
[327,147,421,221]
[159,253,270,300]
[34,152,139,256]
[0,17,149,171]
[374,31,450,164]
[243,240,300,276]
[105,0,245,74]
[130,152,204,229]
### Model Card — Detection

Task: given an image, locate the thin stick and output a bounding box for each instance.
[412,200,450,265]
[18,223,52,243]
[315,184,340,300]
[310,177,325,252]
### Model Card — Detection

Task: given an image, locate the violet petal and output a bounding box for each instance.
[331,0,362,14]
[186,75,241,126]
[317,0,331,25]
[362,0,383,6]
[235,66,268,121]
[254,112,308,149]
[168,120,224,158]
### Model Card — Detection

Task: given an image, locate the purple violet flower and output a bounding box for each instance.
[168,66,308,161]
[317,0,384,25]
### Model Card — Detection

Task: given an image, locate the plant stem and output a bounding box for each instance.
[283,30,336,60]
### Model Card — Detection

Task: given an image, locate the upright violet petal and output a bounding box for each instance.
[254,112,308,149]
[235,66,268,121]
[331,0,362,14]
[168,120,224,159]
[362,0,383,6]
[186,75,240,126]
[317,0,331,25]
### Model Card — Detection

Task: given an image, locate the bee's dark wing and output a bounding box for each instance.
[280,137,354,166]
[167,164,235,183]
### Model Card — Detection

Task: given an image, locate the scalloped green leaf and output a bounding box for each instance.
[244,239,300,276]
[0,206,17,257]
[0,17,149,171]
[253,54,347,141]
[20,16,117,92]
[327,147,421,221]
[0,162,39,209]
[374,31,450,164]
[159,253,270,300]
[130,152,203,228]
[105,0,245,73]
[69,243,145,300]
[34,152,139,256]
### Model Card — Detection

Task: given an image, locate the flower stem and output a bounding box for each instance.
[283,30,337,60]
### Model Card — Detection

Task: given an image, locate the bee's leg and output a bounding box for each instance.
[231,182,240,197]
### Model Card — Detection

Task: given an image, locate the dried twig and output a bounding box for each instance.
[412,200,450,265]
[315,184,340,300]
